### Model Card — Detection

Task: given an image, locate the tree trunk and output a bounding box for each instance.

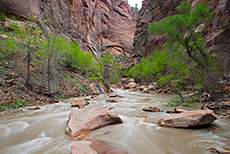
[25,51,30,88]
[48,56,51,94]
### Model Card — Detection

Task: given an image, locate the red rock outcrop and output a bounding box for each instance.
[158,109,217,128]
[0,0,136,56]
[66,105,122,140]
[71,139,127,154]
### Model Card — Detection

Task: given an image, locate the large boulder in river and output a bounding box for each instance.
[158,109,217,128]
[71,139,127,154]
[66,105,122,140]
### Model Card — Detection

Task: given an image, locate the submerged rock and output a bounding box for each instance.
[27,106,40,110]
[66,105,122,140]
[158,109,217,128]
[108,94,123,98]
[143,107,160,112]
[71,139,127,154]
[106,99,118,103]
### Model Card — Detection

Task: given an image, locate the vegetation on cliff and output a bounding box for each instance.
[0,13,121,110]
[125,0,225,104]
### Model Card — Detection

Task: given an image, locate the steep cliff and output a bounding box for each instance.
[131,0,230,66]
[0,0,136,56]
[133,0,181,57]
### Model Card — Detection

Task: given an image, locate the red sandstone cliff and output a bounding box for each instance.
[129,0,230,67]
[0,0,136,56]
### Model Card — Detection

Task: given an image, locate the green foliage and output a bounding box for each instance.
[58,40,94,72]
[0,13,7,21]
[0,100,33,110]
[167,96,198,107]
[126,43,202,88]
[148,0,213,68]
[88,51,121,84]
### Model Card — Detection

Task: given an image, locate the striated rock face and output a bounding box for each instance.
[71,139,127,154]
[0,0,136,56]
[158,109,217,128]
[66,105,122,140]
[132,0,181,58]
[130,0,230,67]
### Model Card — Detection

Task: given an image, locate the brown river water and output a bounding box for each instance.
[0,89,229,154]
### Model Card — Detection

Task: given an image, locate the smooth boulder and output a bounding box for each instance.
[158,109,217,128]
[66,105,122,140]
[71,139,127,154]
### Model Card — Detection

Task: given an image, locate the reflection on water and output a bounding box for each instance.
[0,89,229,154]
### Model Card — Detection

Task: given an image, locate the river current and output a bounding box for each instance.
[0,89,229,154]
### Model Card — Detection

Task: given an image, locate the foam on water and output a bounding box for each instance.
[0,89,229,154]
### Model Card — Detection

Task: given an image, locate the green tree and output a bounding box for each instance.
[8,19,43,88]
[148,0,213,67]
[88,51,121,92]
[148,0,214,91]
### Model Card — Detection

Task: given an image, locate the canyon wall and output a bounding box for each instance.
[0,0,136,56]
[131,0,230,66]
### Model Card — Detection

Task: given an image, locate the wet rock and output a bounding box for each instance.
[174,108,187,113]
[71,139,127,154]
[147,84,156,91]
[158,109,217,128]
[206,148,230,154]
[227,110,230,114]
[143,107,160,112]
[163,87,172,94]
[0,111,6,115]
[166,108,188,113]
[136,115,147,118]
[66,105,122,140]
[27,106,40,110]
[124,82,137,89]
[90,82,106,95]
[208,125,219,132]
[144,120,155,123]
[85,96,94,101]
[142,88,149,93]
[71,98,89,108]
[106,99,118,103]
[207,101,230,113]
[139,85,145,91]
[121,78,134,84]
[108,94,123,98]
[111,83,122,89]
